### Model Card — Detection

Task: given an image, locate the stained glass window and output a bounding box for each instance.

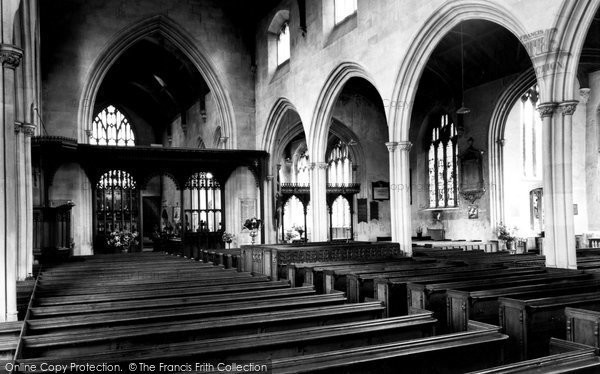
[91,105,135,146]
[95,170,139,243]
[428,114,458,208]
[277,22,290,66]
[184,172,222,232]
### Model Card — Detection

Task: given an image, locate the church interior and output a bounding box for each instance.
[2,0,600,372]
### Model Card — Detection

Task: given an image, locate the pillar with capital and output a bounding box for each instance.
[0,44,23,321]
[387,140,412,256]
[539,101,578,269]
[309,161,328,241]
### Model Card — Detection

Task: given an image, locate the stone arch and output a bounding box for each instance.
[308,62,382,163]
[547,0,600,102]
[329,118,367,194]
[388,1,532,142]
[488,68,537,230]
[262,97,306,169]
[77,15,236,148]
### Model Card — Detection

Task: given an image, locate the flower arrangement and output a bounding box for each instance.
[243,218,262,245]
[222,232,235,248]
[106,230,139,252]
[496,223,516,242]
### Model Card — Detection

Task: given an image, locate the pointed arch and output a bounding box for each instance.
[262,97,306,168]
[549,0,600,102]
[388,1,532,143]
[488,68,538,230]
[77,15,236,148]
[309,62,383,162]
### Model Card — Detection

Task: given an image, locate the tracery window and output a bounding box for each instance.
[277,22,291,66]
[91,105,135,146]
[428,114,458,208]
[95,170,138,237]
[521,85,542,179]
[184,172,222,232]
[334,0,357,24]
[295,152,310,185]
[327,142,352,185]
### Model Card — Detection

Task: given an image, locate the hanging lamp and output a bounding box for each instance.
[457,23,471,115]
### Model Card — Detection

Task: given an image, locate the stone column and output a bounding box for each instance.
[387,141,413,256]
[0,44,23,322]
[264,175,276,243]
[309,161,328,241]
[539,101,578,269]
[15,122,35,280]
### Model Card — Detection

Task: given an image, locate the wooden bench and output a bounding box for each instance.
[447,278,600,332]
[345,263,506,303]
[27,293,348,332]
[565,305,600,350]
[408,271,589,332]
[288,259,406,287]
[499,290,600,361]
[269,321,508,374]
[375,267,547,317]
[466,338,600,373]
[22,302,385,358]
[22,313,435,361]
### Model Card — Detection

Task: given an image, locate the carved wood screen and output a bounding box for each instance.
[95,170,139,236]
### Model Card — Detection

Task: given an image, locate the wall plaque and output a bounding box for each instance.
[372,181,390,201]
[357,198,368,223]
[370,201,379,220]
[240,198,256,225]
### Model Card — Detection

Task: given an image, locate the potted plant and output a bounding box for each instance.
[106,229,139,253]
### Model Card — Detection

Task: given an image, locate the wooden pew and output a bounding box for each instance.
[565,305,600,350]
[34,280,290,306]
[22,313,436,361]
[447,278,600,332]
[269,321,508,374]
[22,302,386,358]
[27,293,348,333]
[345,263,507,303]
[466,338,600,373]
[499,291,600,361]
[374,267,547,317]
[408,271,590,332]
[29,286,318,317]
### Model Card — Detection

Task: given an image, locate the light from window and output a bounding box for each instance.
[277,22,291,66]
[334,0,357,25]
[91,105,135,146]
[185,172,222,232]
[428,114,458,208]
[521,86,541,179]
[327,141,352,185]
[295,152,310,185]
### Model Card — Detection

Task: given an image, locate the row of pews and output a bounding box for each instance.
[286,247,600,372]
[4,245,600,373]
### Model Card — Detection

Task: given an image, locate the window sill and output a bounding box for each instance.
[270,60,290,84]
[325,13,357,47]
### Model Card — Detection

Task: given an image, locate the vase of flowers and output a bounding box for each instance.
[222,232,235,249]
[243,218,262,245]
[293,224,305,242]
[496,223,516,251]
[106,229,139,253]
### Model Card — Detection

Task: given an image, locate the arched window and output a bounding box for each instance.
[184,172,222,232]
[331,196,351,239]
[334,0,357,24]
[295,152,310,185]
[277,22,291,66]
[327,142,352,185]
[428,114,458,208]
[521,85,542,179]
[95,170,139,241]
[91,105,135,146]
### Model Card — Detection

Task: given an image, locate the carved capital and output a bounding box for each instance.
[580,88,591,104]
[397,141,412,152]
[85,129,93,139]
[385,142,398,153]
[537,102,558,119]
[308,162,328,171]
[15,122,36,136]
[558,101,579,116]
[266,175,274,182]
[0,44,23,69]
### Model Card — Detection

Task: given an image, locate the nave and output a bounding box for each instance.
[4,246,600,373]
